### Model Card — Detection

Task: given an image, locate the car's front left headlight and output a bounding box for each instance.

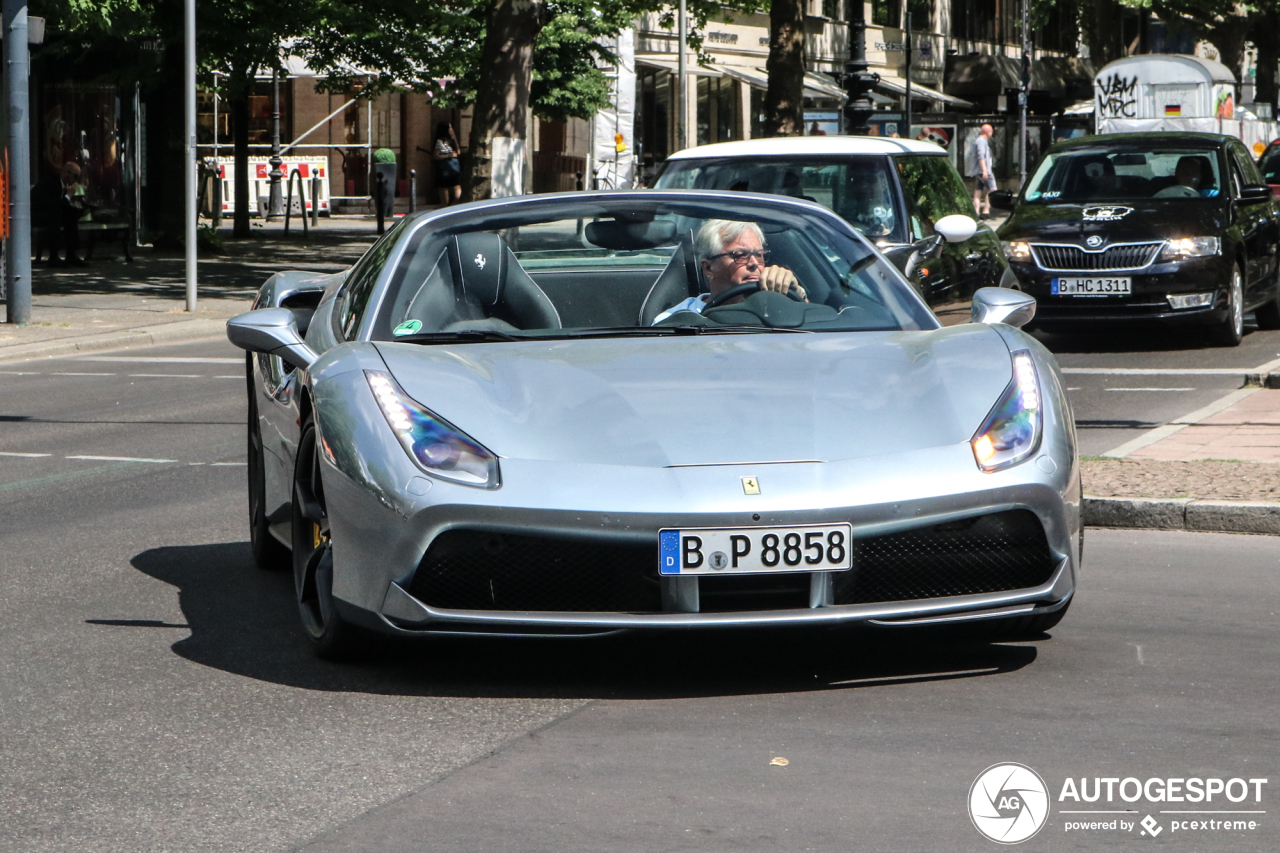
[365,370,500,488]
[1003,240,1031,262]
[971,351,1042,472]
[1158,236,1220,262]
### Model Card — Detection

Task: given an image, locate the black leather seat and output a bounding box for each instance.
[449,233,562,330]
[637,245,697,325]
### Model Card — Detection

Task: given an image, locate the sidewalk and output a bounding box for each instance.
[0,217,381,362]
[1083,388,1280,534]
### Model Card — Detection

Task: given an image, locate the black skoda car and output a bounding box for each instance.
[994,132,1280,346]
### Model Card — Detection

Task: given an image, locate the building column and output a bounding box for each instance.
[739,79,753,139]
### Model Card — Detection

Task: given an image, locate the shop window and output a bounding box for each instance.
[822,0,843,21]
[872,0,900,28]
[636,68,671,167]
[697,77,738,146]
[194,79,292,147]
[906,0,932,30]
[38,82,129,212]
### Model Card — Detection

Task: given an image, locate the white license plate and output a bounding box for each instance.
[659,524,853,575]
[1052,276,1131,295]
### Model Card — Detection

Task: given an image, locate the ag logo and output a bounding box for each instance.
[1086,235,1104,248]
[474,253,487,270]
[1082,205,1133,222]
[968,763,1050,844]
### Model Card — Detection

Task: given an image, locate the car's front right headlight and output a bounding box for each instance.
[365,370,500,488]
[971,351,1043,472]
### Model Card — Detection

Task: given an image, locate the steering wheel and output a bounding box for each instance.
[705,283,806,309]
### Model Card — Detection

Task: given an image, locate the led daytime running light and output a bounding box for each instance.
[365,371,500,488]
[971,351,1043,472]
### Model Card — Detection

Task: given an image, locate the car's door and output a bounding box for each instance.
[894,153,1006,314]
[1227,143,1271,299]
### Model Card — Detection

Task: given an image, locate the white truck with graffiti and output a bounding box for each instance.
[1094,54,1277,155]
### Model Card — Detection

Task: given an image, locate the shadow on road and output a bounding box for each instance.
[1032,320,1261,354]
[128,541,1039,700]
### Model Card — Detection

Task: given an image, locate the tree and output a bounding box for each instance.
[764,0,805,137]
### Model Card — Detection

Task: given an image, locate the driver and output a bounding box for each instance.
[653,219,806,323]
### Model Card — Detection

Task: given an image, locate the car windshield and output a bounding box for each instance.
[653,157,904,242]
[1023,145,1224,203]
[370,198,935,342]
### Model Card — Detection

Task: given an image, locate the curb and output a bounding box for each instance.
[1084,495,1280,536]
[0,318,230,364]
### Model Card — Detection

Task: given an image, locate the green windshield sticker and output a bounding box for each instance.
[393,319,423,337]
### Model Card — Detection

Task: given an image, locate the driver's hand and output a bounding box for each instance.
[758,265,806,301]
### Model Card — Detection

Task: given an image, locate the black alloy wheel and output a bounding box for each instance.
[247,356,290,570]
[1209,265,1245,347]
[291,416,360,658]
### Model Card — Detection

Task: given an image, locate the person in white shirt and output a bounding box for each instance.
[654,219,806,323]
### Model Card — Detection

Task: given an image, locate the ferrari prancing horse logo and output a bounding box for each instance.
[474,253,487,270]
[741,476,760,495]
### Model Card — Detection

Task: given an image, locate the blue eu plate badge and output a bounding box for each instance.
[659,530,681,575]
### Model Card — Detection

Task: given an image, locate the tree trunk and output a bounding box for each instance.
[1086,0,1124,66]
[1254,9,1279,120]
[462,0,546,202]
[764,0,805,137]
[231,91,252,238]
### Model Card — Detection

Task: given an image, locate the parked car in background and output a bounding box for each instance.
[1256,139,1280,201]
[651,137,1019,318]
[993,132,1280,346]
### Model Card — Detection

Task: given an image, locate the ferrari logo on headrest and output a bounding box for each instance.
[474,253,487,270]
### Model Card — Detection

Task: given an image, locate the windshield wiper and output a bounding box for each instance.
[394,329,523,344]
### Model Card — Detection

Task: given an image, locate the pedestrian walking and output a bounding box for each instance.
[967,123,996,219]
[433,122,462,207]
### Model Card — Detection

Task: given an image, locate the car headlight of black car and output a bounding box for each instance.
[971,351,1042,472]
[366,370,500,488]
[1003,240,1032,262]
[1158,237,1220,262]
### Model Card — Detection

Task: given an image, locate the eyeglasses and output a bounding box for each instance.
[706,249,771,265]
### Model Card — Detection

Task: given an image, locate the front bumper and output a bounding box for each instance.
[1009,255,1230,326]
[321,442,1080,636]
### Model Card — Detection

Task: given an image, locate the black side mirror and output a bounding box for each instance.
[1239,184,1274,204]
[987,189,1015,211]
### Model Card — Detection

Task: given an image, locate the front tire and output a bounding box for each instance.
[1209,265,1244,347]
[247,357,290,571]
[291,416,361,659]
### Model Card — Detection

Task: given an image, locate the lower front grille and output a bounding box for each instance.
[408,530,661,612]
[833,510,1056,604]
[407,510,1058,614]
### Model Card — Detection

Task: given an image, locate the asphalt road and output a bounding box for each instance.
[1035,322,1280,456]
[0,335,1276,852]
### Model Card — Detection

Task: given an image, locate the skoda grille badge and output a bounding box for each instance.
[474,253,487,270]
[1086,235,1104,248]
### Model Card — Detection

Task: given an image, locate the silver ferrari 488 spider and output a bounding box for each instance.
[227,191,1080,657]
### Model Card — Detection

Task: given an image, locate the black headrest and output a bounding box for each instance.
[452,232,506,307]
[584,218,677,250]
[1179,155,1216,187]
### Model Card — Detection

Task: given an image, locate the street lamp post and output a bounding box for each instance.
[676,0,687,152]
[3,0,32,324]
[184,0,196,311]
[843,0,879,134]
[268,59,283,217]
[1019,0,1030,189]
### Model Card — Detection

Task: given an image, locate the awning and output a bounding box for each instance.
[635,55,724,77]
[1062,100,1094,115]
[944,54,1096,99]
[874,76,974,109]
[710,64,847,102]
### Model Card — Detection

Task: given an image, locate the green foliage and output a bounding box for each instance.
[373,148,397,164]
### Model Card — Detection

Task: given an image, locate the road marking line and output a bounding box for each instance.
[52,372,115,376]
[210,461,247,466]
[1104,387,1195,392]
[77,357,243,364]
[127,373,203,378]
[214,375,241,379]
[0,371,39,375]
[1101,388,1259,458]
[0,451,52,457]
[1063,368,1252,375]
[66,455,177,464]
